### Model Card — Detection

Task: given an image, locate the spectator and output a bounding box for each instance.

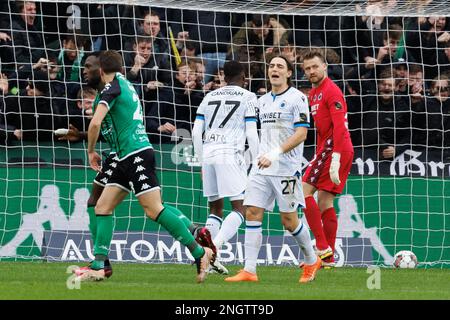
[406,16,450,80]
[355,1,403,64]
[229,14,290,64]
[65,86,96,133]
[437,40,450,76]
[54,34,87,99]
[361,69,411,159]
[140,10,170,56]
[0,73,13,144]
[190,57,209,91]
[396,63,426,154]
[179,40,197,59]
[0,12,14,76]
[170,58,203,107]
[370,24,404,74]
[11,1,45,67]
[347,24,404,95]
[413,75,450,155]
[145,60,203,143]
[236,17,291,96]
[170,9,240,83]
[394,62,409,95]
[15,54,67,100]
[56,35,86,83]
[46,55,65,97]
[123,35,171,101]
[3,70,64,142]
[202,67,226,93]
[22,54,66,98]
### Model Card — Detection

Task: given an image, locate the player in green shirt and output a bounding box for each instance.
[78,50,214,283]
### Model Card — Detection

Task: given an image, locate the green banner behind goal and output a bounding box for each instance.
[0,142,448,268]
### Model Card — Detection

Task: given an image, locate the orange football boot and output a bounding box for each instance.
[299,256,322,283]
[225,269,258,282]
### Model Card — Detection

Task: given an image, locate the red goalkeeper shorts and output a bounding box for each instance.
[303,150,354,195]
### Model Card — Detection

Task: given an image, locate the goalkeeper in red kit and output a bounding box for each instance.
[301,50,354,268]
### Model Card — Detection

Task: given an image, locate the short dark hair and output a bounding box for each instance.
[383,24,403,42]
[184,40,197,52]
[223,60,244,81]
[431,74,450,88]
[378,68,395,81]
[99,50,123,74]
[63,34,87,47]
[252,14,270,27]
[15,1,33,13]
[303,50,327,64]
[408,63,423,76]
[177,59,196,71]
[85,51,101,60]
[143,9,160,19]
[149,9,160,18]
[77,86,97,100]
[135,35,152,45]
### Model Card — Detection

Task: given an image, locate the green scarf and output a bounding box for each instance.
[57,48,85,82]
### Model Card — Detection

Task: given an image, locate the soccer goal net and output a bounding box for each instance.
[0,0,448,269]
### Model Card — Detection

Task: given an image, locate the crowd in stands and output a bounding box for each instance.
[0,0,449,160]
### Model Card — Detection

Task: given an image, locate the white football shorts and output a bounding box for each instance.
[202,153,247,202]
[243,173,305,212]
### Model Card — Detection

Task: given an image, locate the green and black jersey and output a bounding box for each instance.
[95,72,151,160]
[92,93,117,154]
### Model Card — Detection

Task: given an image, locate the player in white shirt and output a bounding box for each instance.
[192,60,259,274]
[225,55,322,283]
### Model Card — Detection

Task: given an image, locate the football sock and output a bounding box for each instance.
[290,220,317,265]
[163,204,197,233]
[213,210,244,249]
[91,255,106,270]
[304,196,329,250]
[87,205,97,244]
[243,221,262,274]
[93,214,114,259]
[205,214,222,239]
[156,207,205,259]
[322,207,338,260]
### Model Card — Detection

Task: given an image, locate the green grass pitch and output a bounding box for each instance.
[0,262,448,300]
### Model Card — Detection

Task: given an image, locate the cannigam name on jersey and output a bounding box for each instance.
[258,87,310,176]
[196,85,257,158]
[308,77,353,154]
[97,73,151,160]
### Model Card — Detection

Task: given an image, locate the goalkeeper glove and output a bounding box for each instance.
[329,152,341,185]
